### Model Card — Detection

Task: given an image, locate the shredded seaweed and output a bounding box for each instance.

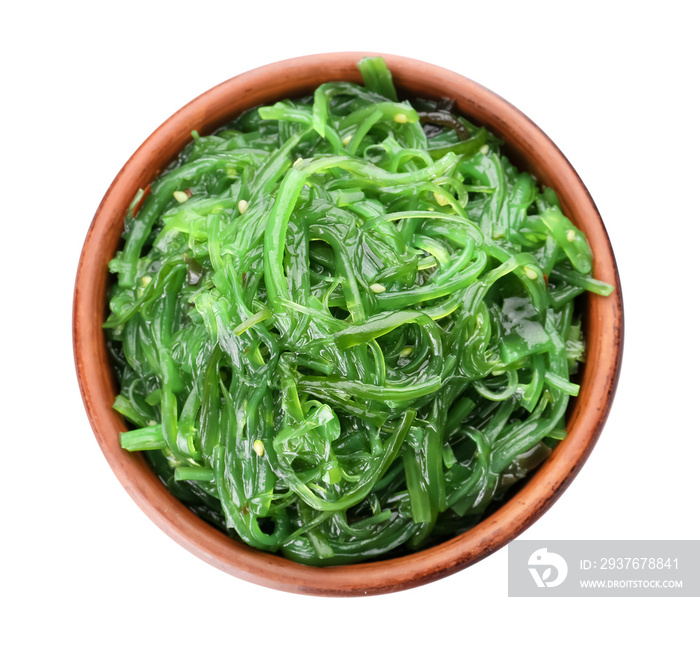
[104,56,613,565]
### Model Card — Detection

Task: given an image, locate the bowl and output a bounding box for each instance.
[73,52,623,596]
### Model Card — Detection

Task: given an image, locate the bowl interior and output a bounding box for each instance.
[73,52,623,596]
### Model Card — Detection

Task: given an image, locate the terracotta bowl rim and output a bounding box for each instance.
[73,51,624,596]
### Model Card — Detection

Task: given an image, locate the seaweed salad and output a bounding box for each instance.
[104,57,613,565]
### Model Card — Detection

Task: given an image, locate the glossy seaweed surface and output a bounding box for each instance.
[104,57,613,565]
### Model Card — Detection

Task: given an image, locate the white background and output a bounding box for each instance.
[3,1,698,652]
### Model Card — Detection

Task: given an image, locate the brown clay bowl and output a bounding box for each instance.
[73,52,623,596]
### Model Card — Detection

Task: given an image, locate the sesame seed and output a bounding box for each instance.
[566,229,576,242]
[238,199,249,214]
[140,275,152,286]
[400,346,414,357]
[394,113,408,124]
[523,266,538,280]
[253,440,265,457]
[479,144,490,154]
[173,190,189,204]
[370,283,386,294]
[434,192,450,206]
[342,134,353,146]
